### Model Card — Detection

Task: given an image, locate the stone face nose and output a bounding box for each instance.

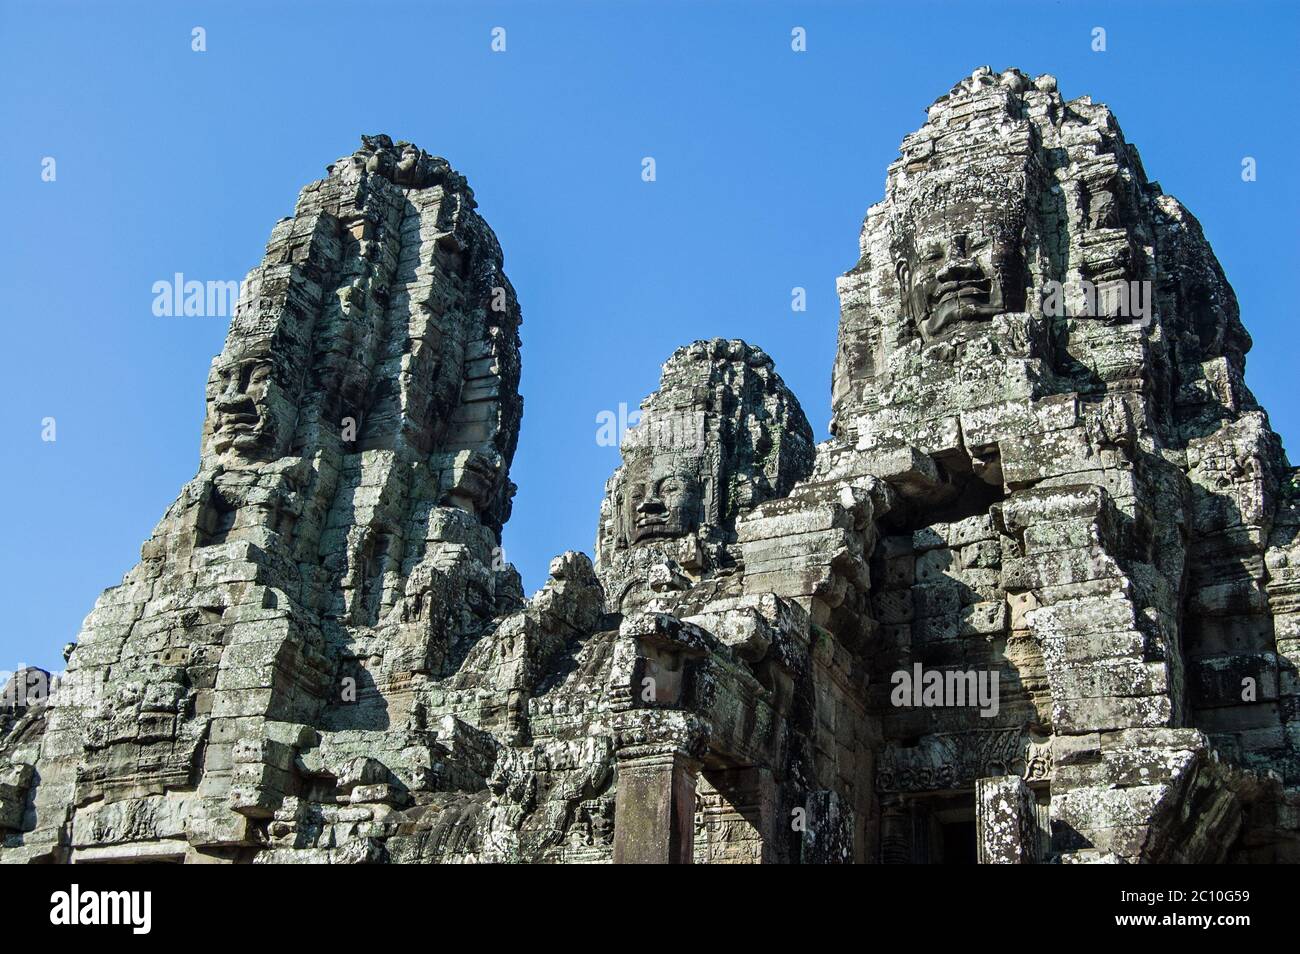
[214,385,258,420]
[215,387,250,410]
[936,254,982,284]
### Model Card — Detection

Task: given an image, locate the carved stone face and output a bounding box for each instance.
[444,449,502,515]
[621,456,704,546]
[207,351,289,461]
[895,198,1026,341]
[395,145,423,186]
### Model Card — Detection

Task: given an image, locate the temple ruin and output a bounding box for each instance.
[3,69,1298,863]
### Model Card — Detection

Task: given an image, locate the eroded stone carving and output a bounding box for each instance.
[830,65,1297,863]
[892,166,1029,342]
[595,338,815,614]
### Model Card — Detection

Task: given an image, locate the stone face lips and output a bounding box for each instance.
[3,69,1299,864]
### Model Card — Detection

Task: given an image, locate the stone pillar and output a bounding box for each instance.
[613,749,699,864]
[800,789,855,864]
[976,775,1037,864]
[879,797,911,863]
[750,767,784,864]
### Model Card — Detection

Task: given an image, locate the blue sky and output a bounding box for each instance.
[2,0,1297,672]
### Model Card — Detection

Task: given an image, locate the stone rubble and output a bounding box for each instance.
[3,70,1298,863]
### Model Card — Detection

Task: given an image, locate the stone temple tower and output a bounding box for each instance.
[0,135,527,862]
[826,66,1297,862]
[3,70,1298,863]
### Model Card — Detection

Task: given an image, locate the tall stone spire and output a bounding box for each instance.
[827,67,1295,862]
[0,136,526,861]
